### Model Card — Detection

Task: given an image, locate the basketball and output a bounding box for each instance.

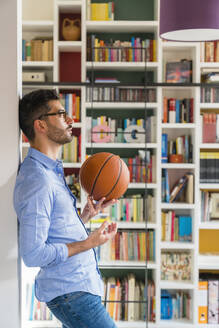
[79,152,130,201]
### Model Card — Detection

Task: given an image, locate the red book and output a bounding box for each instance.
[203,113,216,143]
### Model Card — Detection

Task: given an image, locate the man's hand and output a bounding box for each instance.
[86,221,118,248]
[66,221,117,257]
[80,195,117,223]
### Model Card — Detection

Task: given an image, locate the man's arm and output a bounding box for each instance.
[66,221,117,257]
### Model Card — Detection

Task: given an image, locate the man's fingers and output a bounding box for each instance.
[98,220,109,233]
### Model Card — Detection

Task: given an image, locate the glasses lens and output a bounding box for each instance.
[59,111,67,119]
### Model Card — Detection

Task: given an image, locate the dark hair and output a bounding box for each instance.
[19,89,59,141]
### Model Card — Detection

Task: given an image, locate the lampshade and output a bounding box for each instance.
[160,0,219,42]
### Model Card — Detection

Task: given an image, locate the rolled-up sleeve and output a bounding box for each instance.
[14,171,68,268]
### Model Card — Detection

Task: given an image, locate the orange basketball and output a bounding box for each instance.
[79,152,130,201]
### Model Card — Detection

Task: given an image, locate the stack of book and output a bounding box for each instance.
[162,97,194,123]
[200,152,219,183]
[161,211,192,242]
[200,113,219,143]
[161,251,192,281]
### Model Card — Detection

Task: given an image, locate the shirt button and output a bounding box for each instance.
[58,173,62,177]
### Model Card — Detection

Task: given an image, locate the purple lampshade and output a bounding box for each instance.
[160,0,219,41]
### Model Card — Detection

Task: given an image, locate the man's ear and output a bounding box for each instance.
[33,119,47,134]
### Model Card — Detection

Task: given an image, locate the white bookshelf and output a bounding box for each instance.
[21,0,218,327]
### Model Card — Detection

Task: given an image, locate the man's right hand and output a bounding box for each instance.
[86,221,117,249]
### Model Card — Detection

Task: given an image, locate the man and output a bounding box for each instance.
[14,89,118,328]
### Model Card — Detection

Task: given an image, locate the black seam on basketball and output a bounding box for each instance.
[90,154,114,196]
[104,158,122,199]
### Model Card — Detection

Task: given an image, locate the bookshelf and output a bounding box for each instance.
[20,0,219,327]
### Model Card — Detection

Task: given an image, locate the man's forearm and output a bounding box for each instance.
[66,238,92,257]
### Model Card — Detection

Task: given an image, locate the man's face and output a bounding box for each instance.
[45,100,73,145]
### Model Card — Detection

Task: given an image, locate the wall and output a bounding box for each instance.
[0,0,21,326]
[22,0,54,20]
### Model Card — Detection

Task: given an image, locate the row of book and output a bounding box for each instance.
[161,252,192,281]
[161,212,192,242]
[108,194,156,223]
[59,93,80,122]
[162,170,194,204]
[200,191,219,222]
[161,290,191,320]
[200,86,219,103]
[87,35,156,62]
[86,116,156,143]
[125,153,156,183]
[200,152,219,183]
[26,283,53,321]
[201,41,219,62]
[65,174,81,200]
[86,82,156,102]
[162,97,194,124]
[198,278,219,324]
[162,133,193,163]
[200,113,219,143]
[60,135,81,163]
[22,39,53,62]
[87,1,114,21]
[96,230,155,262]
[103,275,155,322]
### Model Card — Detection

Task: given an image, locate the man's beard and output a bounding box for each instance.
[46,123,73,145]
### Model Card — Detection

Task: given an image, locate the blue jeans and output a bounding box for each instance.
[46,291,118,328]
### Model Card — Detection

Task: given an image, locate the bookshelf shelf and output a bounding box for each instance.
[161,163,195,169]
[86,20,158,33]
[22,20,54,32]
[159,319,194,328]
[200,103,219,109]
[98,260,157,270]
[161,123,196,129]
[198,255,219,269]
[24,321,60,328]
[199,143,219,149]
[57,0,82,12]
[22,61,54,67]
[160,281,194,290]
[129,183,157,189]
[161,203,195,210]
[160,242,194,250]
[86,62,158,72]
[85,102,158,109]
[62,162,81,168]
[199,222,219,229]
[85,143,157,149]
[57,41,82,52]
[88,222,157,230]
[199,183,219,190]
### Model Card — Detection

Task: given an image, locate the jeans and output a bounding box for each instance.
[46,291,118,328]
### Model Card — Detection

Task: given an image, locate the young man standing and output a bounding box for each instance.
[14,89,118,328]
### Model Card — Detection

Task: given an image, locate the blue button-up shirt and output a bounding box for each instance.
[13,148,103,302]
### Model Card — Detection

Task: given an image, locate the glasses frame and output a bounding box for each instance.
[38,110,67,120]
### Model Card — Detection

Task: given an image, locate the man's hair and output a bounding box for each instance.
[19,89,59,142]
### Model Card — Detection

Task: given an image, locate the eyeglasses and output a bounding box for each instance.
[38,110,67,120]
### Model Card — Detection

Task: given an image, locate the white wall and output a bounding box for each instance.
[0,0,21,326]
[22,0,54,20]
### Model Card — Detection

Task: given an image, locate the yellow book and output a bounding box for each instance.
[161,212,166,241]
[91,3,108,21]
[198,281,208,324]
[133,196,137,222]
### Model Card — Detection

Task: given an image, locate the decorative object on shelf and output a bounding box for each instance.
[160,0,219,42]
[79,152,130,201]
[169,154,183,163]
[166,60,192,83]
[62,18,81,41]
[123,125,145,143]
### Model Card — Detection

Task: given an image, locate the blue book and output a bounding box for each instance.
[22,39,26,61]
[162,133,168,163]
[175,99,180,123]
[178,216,185,241]
[165,169,170,203]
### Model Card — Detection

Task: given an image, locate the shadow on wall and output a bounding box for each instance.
[0,171,19,281]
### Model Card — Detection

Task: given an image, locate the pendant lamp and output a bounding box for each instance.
[160,0,219,42]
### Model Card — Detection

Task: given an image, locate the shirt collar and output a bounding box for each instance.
[27,147,62,170]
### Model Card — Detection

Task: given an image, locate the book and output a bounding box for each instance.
[169,174,188,203]
[198,281,208,324]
